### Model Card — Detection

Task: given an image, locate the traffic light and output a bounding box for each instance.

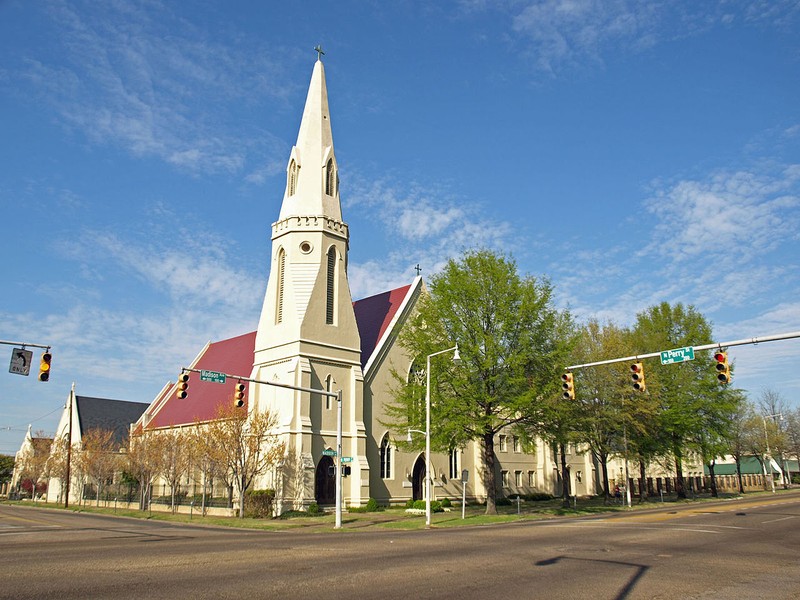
[561,372,575,400]
[714,351,730,384]
[38,351,52,382]
[176,372,189,399]
[233,382,246,407]
[342,465,351,477]
[630,362,646,392]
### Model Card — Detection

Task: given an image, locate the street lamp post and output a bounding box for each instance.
[408,344,459,528]
[762,412,783,494]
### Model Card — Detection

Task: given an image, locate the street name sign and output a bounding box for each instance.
[322,449,337,456]
[200,370,226,384]
[660,346,695,365]
[9,348,33,376]
[341,457,353,463]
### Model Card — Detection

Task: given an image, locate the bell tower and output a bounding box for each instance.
[251,55,366,510]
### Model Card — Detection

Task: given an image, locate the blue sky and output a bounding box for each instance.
[1,0,799,454]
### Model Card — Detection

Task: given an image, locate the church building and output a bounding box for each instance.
[135,56,596,511]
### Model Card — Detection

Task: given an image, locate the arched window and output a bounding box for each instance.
[287,159,298,196]
[325,246,336,325]
[275,248,286,324]
[325,159,335,196]
[380,434,392,479]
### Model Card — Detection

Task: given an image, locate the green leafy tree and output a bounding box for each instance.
[385,249,574,514]
[569,320,637,503]
[723,391,753,494]
[631,302,731,499]
[0,455,15,485]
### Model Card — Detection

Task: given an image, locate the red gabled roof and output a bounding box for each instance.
[147,331,256,429]
[143,283,416,429]
[353,283,413,368]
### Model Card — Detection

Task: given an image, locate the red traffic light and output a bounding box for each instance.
[714,351,730,384]
[630,362,646,392]
[176,372,189,399]
[233,382,246,407]
[38,352,52,382]
[561,372,575,400]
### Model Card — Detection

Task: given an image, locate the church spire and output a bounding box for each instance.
[279,53,341,222]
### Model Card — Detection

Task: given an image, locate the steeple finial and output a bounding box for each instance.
[314,45,325,61]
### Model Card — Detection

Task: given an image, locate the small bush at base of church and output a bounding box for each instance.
[349,497,381,512]
[307,502,320,514]
[440,497,452,508]
[409,499,443,512]
[244,489,275,518]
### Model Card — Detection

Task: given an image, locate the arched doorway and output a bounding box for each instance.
[412,456,426,502]
[315,455,336,505]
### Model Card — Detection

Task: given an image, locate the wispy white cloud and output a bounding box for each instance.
[644,165,800,262]
[467,1,800,74]
[11,0,295,177]
[344,172,513,298]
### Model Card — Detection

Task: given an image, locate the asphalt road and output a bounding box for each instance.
[1,494,799,600]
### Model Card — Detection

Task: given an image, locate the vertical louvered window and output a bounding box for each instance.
[288,160,298,196]
[325,159,334,196]
[326,247,336,324]
[276,248,286,324]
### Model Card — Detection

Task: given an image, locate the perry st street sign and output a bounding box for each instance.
[200,369,226,384]
[660,346,695,365]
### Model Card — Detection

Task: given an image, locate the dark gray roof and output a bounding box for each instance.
[75,396,149,449]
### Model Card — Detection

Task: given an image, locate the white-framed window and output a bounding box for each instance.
[499,434,507,452]
[514,471,522,487]
[501,470,509,488]
[449,448,459,479]
[513,435,521,453]
[380,434,392,479]
[528,470,536,487]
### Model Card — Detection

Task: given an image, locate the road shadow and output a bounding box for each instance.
[535,555,649,600]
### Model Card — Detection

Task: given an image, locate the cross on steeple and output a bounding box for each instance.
[414,264,422,276]
[314,45,325,61]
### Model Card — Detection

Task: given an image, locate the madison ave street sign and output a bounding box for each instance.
[660,346,695,365]
[200,369,226,384]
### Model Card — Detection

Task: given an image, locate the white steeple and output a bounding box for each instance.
[279,58,342,223]
[254,54,359,359]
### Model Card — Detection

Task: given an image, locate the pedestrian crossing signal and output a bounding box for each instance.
[38,352,52,382]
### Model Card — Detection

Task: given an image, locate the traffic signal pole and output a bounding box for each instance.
[565,330,800,371]
[179,366,345,528]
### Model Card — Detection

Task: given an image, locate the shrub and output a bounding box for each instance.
[405,498,415,508]
[366,497,379,512]
[440,497,452,508]
[411,499,443,512]
[307,501,320,515]
[244,489,275,518]
[525,493,554,502]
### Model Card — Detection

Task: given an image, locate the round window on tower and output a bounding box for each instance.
[300,241,313,254]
